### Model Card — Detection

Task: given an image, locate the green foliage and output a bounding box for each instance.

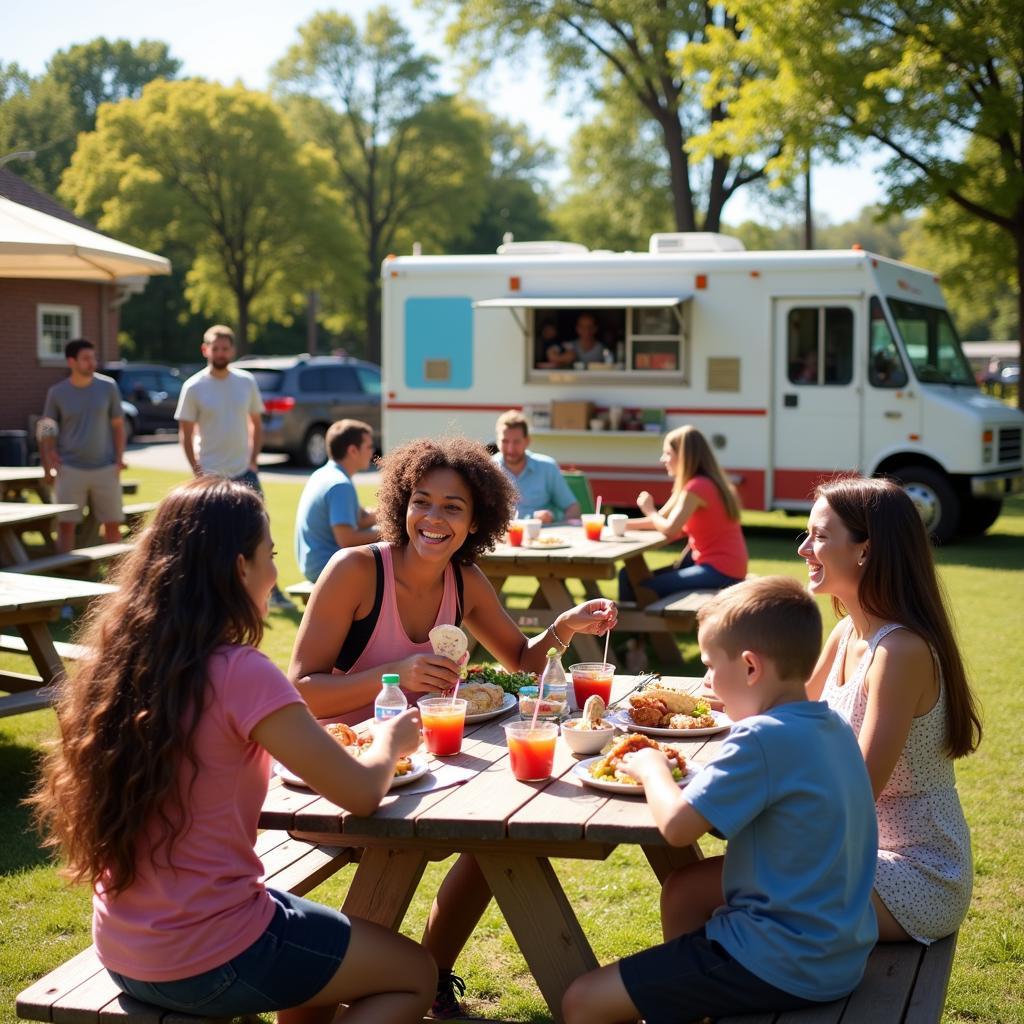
[58,79,355,352]
[272,7,490,360]
[0,39,180,196]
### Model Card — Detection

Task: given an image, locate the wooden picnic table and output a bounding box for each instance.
[0,570,115,717]
[260,674,724,1023]
[0,465,139,502]
[0,501,79,566]
[477,525,686,669]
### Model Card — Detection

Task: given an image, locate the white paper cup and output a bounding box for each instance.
[524,518,542,541]
[607,513,628,537]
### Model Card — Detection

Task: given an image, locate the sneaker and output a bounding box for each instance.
[430,968,467,1020]
[268,588,297,612]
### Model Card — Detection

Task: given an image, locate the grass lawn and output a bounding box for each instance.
[1,467,1022,1023]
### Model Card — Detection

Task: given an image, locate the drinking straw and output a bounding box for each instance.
[529,671,544,731]
[603,626,611,667]
[595,495,602,515]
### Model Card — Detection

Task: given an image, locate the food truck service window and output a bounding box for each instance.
[473,295,691,383]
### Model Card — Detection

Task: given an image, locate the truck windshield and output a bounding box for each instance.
[886,298,975,386]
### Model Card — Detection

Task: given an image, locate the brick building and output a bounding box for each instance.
[0,168,169,434]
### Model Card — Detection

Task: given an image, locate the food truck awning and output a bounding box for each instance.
[474,295,692,309]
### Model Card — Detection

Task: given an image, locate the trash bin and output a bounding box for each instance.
[0,429,28,466]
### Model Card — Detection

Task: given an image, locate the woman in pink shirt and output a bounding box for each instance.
[29,477,435,1024]
[620,424,748,601]
[289,435,617,1018]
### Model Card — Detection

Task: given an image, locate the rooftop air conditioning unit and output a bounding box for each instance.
[496,240,589,255]
[649,232,745,254]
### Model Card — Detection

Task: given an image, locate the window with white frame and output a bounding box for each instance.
[37,304,82,361]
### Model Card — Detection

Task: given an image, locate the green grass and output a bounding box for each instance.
[2,471,1023,1022]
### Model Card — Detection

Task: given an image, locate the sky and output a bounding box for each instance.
[4,0,887,231]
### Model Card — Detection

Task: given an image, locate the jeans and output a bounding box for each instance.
[618,551,743,602]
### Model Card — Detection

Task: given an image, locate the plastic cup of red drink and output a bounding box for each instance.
[507,521,525,546]
[581,513,605,541]
[569,662,615,711]
[504,721,558,781]
[418,697,468,756]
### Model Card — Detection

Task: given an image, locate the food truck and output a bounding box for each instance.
[381,233,1023,541]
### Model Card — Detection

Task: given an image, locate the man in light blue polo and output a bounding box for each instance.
[294,419,378,582]
[492,410,581,524]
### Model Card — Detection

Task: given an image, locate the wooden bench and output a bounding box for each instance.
[122,501,157,532]
[0,634,88,661]
[17,542,133,578]
[720,932,958,1023]
[285,579,314,604]
[16,832,352,1024]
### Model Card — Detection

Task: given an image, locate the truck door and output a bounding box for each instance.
[771,298,862,506]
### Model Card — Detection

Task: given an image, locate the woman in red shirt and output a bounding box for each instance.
[620,425,748,601]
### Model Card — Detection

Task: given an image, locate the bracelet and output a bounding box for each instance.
[549,621,571,652]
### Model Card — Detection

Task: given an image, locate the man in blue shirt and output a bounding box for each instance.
[294,419,378,582]
[492,410,580,523]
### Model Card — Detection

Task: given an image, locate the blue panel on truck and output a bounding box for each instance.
[405,297,473,388]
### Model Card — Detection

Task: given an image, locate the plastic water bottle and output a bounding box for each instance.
[374,673,407,721]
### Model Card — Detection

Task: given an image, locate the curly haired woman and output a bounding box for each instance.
[289,436,616,1017]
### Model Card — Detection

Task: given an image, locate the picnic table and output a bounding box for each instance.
[0,501,78,565]
[0,465,139,502]
[0,570,115,717]
[261,673,720,1023]
[477,525,686,669]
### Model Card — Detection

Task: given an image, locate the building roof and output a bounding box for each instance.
[0,167,96,230]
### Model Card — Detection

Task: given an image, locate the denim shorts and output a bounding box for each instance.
[107,889,351,1016]
[618,926,822,1024]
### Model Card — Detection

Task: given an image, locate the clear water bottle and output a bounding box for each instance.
[374,673,407,721]
[538,648,568,720]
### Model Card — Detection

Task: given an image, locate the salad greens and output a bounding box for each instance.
[464,663,538,695]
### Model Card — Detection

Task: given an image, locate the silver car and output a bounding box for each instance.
[236,355,381,467]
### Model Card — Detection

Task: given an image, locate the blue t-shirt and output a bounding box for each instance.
[684,701,878,1001]
[492,450,578,520]
[294,462,360,582]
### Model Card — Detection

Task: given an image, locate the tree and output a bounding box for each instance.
[60,79,353,352]
[0,40,180,196]
[272,7,489,362]
[427,0,787,234]
[683,0,1024,407]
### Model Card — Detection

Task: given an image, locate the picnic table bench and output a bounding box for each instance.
[15,832,352,1024]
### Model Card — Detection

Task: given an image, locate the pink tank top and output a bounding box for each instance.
[331,543,460,725]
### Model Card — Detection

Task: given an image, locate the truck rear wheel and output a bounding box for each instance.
[957,496,1003,536]
[893,466,960,544]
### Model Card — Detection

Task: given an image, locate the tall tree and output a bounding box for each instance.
[272,7,489,362]
[684,0,1024,407]
[427,0,782,233]
[0,39,180,195]
[60,79,353,352]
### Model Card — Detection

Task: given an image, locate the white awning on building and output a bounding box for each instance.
[474,295,691,309]
[0,196,170,281]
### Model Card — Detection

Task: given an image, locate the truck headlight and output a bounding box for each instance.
[982,429,994,464]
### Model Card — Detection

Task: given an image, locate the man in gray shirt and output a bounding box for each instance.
[175,323,295,610]
[41,339,126,553]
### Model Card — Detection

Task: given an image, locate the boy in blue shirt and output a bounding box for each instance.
[563,576,878,1024]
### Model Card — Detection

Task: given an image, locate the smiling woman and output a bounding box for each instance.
[287,435,618,1018]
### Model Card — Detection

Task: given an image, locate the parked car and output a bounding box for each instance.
[102,363,183,437]
[234,355,382,466]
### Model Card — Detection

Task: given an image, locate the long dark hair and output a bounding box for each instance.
[817,476,982,758]
[29,477,268,893]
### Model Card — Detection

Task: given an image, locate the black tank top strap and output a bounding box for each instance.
[335,544,384,672]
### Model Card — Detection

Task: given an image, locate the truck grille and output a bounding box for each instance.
[1000,427,1021,463]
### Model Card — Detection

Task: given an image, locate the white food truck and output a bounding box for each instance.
[381,233,1023,541]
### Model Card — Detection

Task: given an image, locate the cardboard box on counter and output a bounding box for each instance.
[550,400,594,430]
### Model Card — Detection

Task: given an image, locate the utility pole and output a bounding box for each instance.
[803,157,814,249]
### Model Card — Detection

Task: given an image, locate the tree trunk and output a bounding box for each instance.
[365,264,382,366]
[307,290,319,356]
[659,113,696,233]
[235,293,250,355]
[804,165,814,249]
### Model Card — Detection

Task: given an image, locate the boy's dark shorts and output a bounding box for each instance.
[618,927,822,1024]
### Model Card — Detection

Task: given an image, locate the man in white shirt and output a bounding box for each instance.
[175,324,295,609]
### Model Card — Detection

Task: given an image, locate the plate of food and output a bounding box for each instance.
[609,682,732,737]
[530,534,571,550]
[274,722,430,789]
[462,663,538,696]
[572,733,695,795]
[463,690,517,722]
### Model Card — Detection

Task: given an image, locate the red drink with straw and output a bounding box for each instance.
[504,721,557,781]
[570,662,614,710]
[419,697,467,755]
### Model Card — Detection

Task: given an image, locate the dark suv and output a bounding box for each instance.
[102,362,183,440]
[235,355,381,466]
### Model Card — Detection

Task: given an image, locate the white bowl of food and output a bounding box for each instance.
[561,704,617,754]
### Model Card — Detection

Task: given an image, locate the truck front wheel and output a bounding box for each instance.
[893,466,960,544]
